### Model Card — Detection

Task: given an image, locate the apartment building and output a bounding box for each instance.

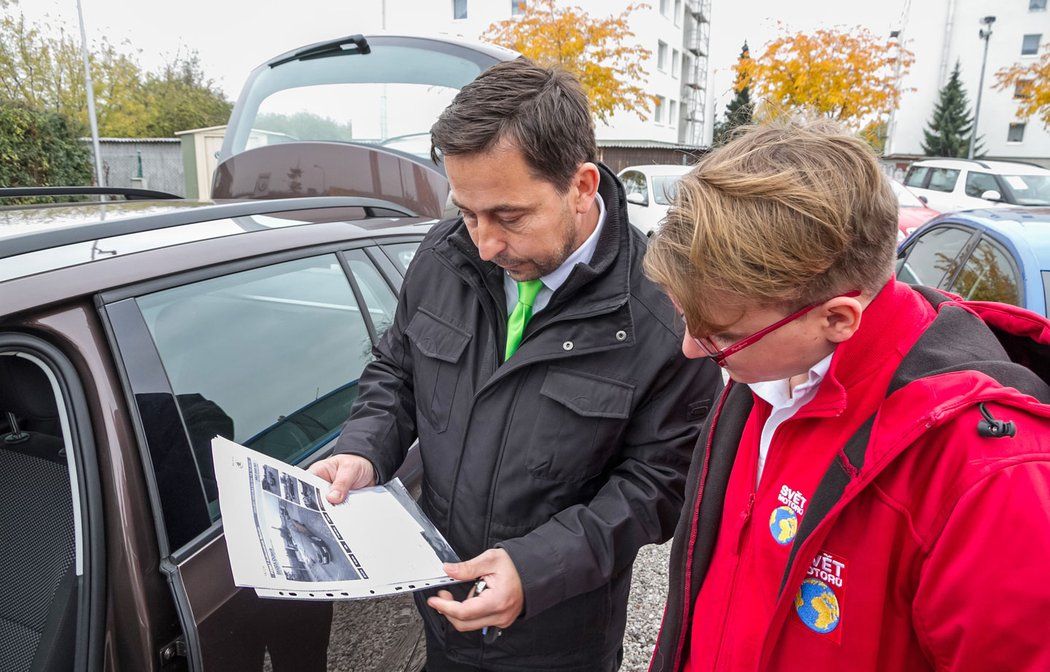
[888,0,1050,165]
[377,0,711,147]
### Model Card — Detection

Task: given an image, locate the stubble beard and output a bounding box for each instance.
[501,202,579,281]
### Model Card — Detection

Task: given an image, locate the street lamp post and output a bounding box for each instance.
[75,0,104,190]
[968,15,996,160]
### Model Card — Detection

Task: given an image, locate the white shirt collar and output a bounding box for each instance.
[748,352,834,412]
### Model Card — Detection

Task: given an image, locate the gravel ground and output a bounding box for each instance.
[622,541,672,671]
[309,540,671,671]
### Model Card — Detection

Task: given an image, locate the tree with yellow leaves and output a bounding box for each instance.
[738,27,914,131]
[482,0,655,123]
[994,49,1050,129]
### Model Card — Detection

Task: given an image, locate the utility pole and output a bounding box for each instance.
[75,0,104,190]
[884,0,912,157]
[968,15,995,160]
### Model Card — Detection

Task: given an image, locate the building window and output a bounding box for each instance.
[453,0,467,20]
[672,49,680,78]
[511,0,526,16]
[1031,0,1047,10]
[655,96,666,124]
[660,0,669,17]
[1008,123,1027,143]
[658,41,668,71]
[674,0,682,25]
[1015,80,1032,99]
[1022,33,1041,55]
[669,100,678,128]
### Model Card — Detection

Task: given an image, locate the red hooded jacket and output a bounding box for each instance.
[649,281,1050,671]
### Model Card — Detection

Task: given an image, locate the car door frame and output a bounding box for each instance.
[0,333,107,672]
[97,235,421,670]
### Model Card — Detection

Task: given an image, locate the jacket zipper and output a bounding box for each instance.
[668,383,734,672]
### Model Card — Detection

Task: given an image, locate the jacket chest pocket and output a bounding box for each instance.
[527,367,634,482]
[405,308,471,433]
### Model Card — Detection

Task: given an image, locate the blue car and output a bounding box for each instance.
[896,207,1050,317]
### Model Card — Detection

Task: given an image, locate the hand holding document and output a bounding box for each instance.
[211,436,464,600]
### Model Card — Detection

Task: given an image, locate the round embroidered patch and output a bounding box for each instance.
[768,505,798,545]
[794,578,841,634]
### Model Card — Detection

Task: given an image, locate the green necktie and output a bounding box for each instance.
[505,279,544,360]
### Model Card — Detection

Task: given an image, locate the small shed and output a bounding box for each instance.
[176,125,227,199]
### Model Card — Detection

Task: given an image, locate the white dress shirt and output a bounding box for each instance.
[748,352,834,487]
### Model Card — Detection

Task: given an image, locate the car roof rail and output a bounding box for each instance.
[915,157,1050,171]
[914,157,988,169]
[999,159,1047,169]
[0,196,419,261]
[0,186,183,201]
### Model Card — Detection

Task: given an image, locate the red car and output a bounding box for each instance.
[891,179,939,242]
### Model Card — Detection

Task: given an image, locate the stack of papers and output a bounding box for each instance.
[212,437,463,600]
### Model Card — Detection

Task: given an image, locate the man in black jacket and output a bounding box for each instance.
[310,58,721,671]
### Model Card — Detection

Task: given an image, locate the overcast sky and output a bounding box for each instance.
[19,0,909,109]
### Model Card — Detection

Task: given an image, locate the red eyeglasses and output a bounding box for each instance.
[685,290,861,367]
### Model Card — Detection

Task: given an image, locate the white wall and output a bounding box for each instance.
[889,0,1050,161]
[379,0,700,144]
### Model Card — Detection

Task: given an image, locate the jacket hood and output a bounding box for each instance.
[868,287,1050,473]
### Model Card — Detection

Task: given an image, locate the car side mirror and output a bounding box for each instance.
[980,190,1003,202]
[626,192,648,206]
[917,194,928,205]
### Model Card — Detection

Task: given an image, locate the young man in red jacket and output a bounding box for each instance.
[643,119,1050,671]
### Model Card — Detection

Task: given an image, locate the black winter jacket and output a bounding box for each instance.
[334,164,722,671]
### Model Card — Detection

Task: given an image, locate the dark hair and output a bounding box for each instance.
[430,57,597,193]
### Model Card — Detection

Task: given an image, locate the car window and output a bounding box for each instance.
[896,225,974,288]
[926,168,960,193]
[964,172,1000,198]
[651,175,683,206]
[1000,174,1050,206]
[904,166,929,188]
[620,171,649,205]
[138,253,376,511]
[224,40,498,160]
[382,242,421,276]
[1043,271,1050,318]
[950,238,1022,306]
[346,250,398,337]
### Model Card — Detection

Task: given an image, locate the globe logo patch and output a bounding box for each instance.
[768,506,798,545]
[794,578,841,634]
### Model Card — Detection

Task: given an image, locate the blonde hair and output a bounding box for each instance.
[644,118,898,335]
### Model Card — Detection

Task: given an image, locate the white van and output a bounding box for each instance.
[903,158,1050,213]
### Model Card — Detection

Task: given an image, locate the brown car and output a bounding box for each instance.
[0,34,514,672]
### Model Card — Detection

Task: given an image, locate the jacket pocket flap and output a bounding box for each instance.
[540,367,634,419]
[405,309,472,363]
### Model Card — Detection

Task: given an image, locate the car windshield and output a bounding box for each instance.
[651,175,683,206]
[1000,174,1050,206]
[222,37,507,161]
[890,180,925,208]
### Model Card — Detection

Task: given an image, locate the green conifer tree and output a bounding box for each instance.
[713,42,754,146]
[921,61,981,157]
